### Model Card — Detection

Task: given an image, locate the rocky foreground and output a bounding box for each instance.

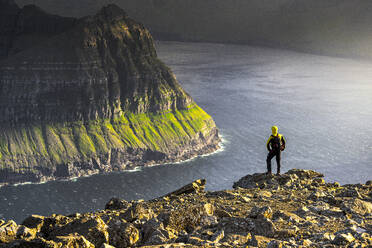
[1,169,371,247]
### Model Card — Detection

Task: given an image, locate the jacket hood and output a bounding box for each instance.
[272,126,278,136]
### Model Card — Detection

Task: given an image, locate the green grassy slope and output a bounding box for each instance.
[0,104,217,174]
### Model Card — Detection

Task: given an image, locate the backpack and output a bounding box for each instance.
[271,135,281,150]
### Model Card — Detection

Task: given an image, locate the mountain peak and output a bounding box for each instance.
[95,4,127,21]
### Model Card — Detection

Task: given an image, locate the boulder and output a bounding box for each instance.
[107,218,139,247]
[164,179,206,197]
[250,206,273,219]
[39,215,72,237]
[167,203,215,232]
[49,216,109,247]
[332,233,355,245]
[214,208,232,218]
[286,169,324,179]
[221,233,253,246]
[322,232,336,241]
[22,215,45,231]
[342,198,372,216]
[145,228,172,245]
[253,218,276,237]
[233,173,271,189]
[16,225,37,240]
[336,188,362,198]
[53,234,95,248]
[0,220,18,243]
[199,215,218,227]
[272,210,304,223]
[140,218,166,245]
[105,198,131,211]
[121,202,154,222]
[233,169,324,190]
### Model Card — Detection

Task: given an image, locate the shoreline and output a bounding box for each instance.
[0,133,222,189]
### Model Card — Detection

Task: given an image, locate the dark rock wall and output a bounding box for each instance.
[0,3,191,126]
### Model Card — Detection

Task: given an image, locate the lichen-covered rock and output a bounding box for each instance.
[342,198,372,216]
[105,198,131,211]
[0,220,18,243]
[53,234,95,248]
[233,169,325,190]
[121,202,155,222]
[0,169,370,247]
[272,210,303,223]
[15,226,36,240]
[332,233,355,245]
[253,218,276,238]
[166,203,215,233]
[48,216,109,247]
[107,218,139,247]
[164,179,206,197]
[250,206,273,219]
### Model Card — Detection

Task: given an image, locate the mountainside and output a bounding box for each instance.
[14,0,372,60]
[0,0,220,185]
[0,169,371,247]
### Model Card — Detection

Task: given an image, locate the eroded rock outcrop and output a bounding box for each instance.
[0,1,220,185]
[0,169,371,247]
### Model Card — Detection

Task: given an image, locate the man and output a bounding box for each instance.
[266,126,286,175]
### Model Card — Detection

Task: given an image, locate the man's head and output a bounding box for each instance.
[271,126,278,136]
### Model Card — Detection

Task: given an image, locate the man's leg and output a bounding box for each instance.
[266,151,275,174]
[275,151,281,175]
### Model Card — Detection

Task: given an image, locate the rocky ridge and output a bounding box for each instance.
[0,169,371,247]
[0,1,220,185]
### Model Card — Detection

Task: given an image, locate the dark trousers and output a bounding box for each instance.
[266,150,281,174]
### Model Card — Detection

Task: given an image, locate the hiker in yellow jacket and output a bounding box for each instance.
[266,126,286,175]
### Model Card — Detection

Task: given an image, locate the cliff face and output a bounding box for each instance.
[0,169,371,247]
[0,1,220,184]
[14,0,372,60]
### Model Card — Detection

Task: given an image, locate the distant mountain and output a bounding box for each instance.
[0,0,220,185]
[15,0,372,59]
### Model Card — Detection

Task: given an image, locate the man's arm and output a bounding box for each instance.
[266,136,272,151]
[281,136,286,146]
[281,135,286,150]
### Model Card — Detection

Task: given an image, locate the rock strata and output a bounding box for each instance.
[0,1,220,185]
[0,169,371,247]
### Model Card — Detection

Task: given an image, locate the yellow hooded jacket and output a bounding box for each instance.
[266,126,286,151]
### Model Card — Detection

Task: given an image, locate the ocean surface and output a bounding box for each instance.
[1,42,372,223]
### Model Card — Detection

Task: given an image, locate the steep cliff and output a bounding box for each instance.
[0,1,220,184]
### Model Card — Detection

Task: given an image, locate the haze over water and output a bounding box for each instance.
[1,42,372,222]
